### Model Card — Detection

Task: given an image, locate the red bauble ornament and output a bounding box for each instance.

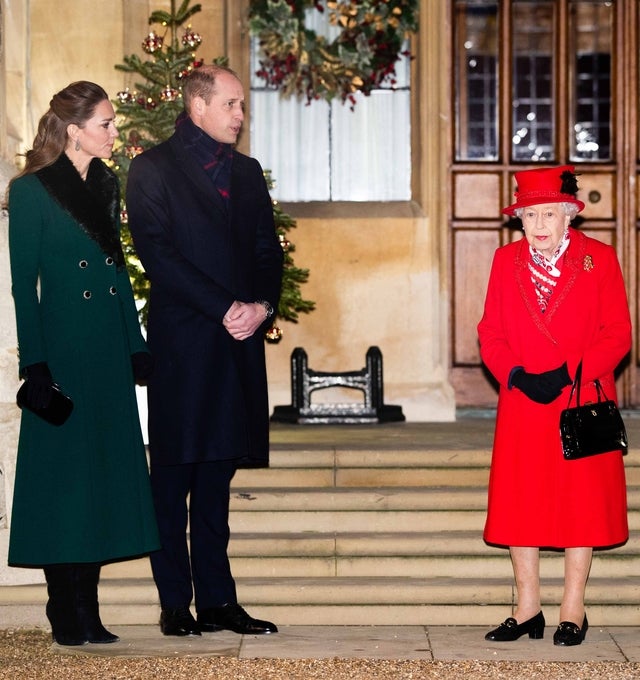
[116,89,134,104]
[160,86,179,102]
[265,326,283,343]
[142,32,164,54]
[182,29,202,48]
[125,145,144,159]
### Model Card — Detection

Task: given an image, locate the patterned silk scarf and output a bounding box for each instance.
[528,228,570,313]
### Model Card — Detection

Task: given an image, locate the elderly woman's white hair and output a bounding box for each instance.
[514,202,580,221]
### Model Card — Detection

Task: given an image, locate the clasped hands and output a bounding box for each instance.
[510,362,571,404]
[223,301,267,341]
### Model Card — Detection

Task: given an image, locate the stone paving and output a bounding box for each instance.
[2,625,640,680]
[53,623,640,662]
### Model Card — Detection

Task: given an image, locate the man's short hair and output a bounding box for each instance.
[182,65,240,113]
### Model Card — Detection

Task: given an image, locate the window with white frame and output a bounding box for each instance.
[249,8,412,202]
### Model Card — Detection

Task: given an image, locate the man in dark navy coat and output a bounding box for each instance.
[126,65,283,636]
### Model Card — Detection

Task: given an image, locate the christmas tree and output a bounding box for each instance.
[112,0,314,337]
[263,170,316,341]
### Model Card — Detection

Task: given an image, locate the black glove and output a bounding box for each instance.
[22,362,55,409]
[510,366,566,404]
[540,362,571,392]
[131,352,154,384]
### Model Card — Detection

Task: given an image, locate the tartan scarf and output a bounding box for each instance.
[528,228,570,313]
[176,113,233,204]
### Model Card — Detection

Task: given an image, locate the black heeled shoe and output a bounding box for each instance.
[553,615,588,646]
[485,611,545,641]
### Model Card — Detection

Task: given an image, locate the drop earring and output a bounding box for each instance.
[74,139,80,151]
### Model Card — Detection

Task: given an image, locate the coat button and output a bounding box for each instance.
[79,260,88,268]
[109,286,117,295]
[83,291,92,299]
[105,257,114,265]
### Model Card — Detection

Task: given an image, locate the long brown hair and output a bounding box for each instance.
[4,81,109,204]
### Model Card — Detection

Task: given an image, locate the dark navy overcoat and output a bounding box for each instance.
[126,128,283,467]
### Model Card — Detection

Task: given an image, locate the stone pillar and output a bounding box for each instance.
[0,159,43,585]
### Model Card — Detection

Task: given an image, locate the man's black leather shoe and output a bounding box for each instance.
[160,607,201,636]
[198,604,278,635]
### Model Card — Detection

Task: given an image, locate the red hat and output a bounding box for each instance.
[502,165,585,216]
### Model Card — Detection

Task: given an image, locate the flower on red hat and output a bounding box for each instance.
[502,165,585,216]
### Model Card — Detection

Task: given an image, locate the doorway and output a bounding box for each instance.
[449,0,639,407]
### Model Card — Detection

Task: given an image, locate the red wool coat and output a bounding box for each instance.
[477,228,631,548]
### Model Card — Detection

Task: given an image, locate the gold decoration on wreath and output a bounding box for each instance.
[248,0,419,106]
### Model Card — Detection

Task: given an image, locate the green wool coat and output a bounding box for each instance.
[7,155,159,566]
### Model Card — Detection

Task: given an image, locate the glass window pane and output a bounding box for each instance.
[454,1,499,161]
[249,7,411,201]
[569,1,613,162]
[511,1,555,162]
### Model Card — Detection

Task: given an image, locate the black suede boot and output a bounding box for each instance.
[75,563,119,643]
[43,565,86,646]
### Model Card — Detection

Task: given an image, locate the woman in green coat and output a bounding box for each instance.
[6,81,159,646]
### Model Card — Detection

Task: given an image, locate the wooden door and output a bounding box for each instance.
[449,0,639,407]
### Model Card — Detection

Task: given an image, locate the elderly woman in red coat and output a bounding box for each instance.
[477,166,631,646]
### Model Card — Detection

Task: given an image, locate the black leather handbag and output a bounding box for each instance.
[17,381,73,426]
[560,362,627,460]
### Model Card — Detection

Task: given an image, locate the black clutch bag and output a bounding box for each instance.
[559,361,627,460]
[16,381,74,426]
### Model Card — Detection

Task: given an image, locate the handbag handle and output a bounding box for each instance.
[566,360,608,408]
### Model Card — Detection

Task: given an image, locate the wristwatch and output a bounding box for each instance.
[256,300,274,319]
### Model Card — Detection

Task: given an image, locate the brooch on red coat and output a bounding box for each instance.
[583,255,593,271]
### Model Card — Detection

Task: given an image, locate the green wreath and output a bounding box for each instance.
[248,0,419,105]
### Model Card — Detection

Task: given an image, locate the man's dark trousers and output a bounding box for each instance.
[149,460,238,611]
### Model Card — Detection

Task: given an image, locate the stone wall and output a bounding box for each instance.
[0,158,41,585]
[265,204,455,421]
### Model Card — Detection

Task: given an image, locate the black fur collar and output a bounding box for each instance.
[36,154,125,267]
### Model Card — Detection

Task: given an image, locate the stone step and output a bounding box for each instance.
[237,467,493,488]
[101,530,640,581]
[230,487,490,511]
[104,529,640,565]
[229,509,483,533]
[235,450,640,488]
[266,450,495,468]
[229,486,640,511]
[3,420,638,629]
[2,576,638,628]
[228,508,640,533]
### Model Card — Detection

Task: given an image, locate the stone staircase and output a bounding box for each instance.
[1,420,639,628]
